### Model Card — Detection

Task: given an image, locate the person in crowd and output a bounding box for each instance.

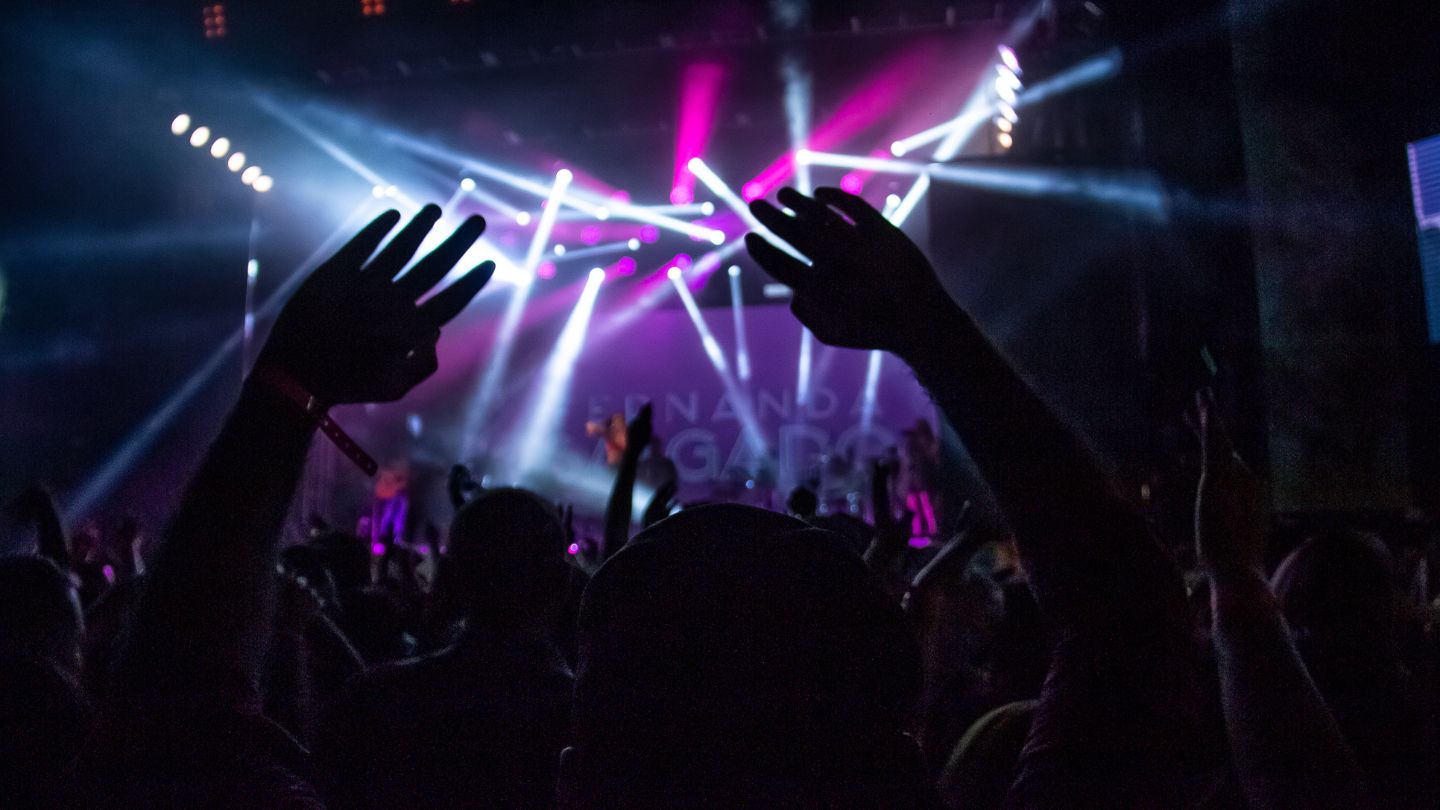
[559,504,934,809]
[66,204,496,807]
[0,555,90,808]
[312,487,575,809]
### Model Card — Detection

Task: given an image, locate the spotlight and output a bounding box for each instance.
[994,77,1018,104]
[996,117,1014,133]
[516,211,532,226]
[241,166,262,185]
[670,186,692,205]
[615,256,637,275]
[998,45,1021,73]
[997,132,1014,149]
[384,185,399,198]
[556,168,574,184]
[170,113,192,135]
[708,231,726,245]
[554,244,567,256]
[840,173,864,194]
[372,185,386,198]
[589,266,606,282]
[209,137,230,158]
[627,238,641,250]
[596,207,610,220]
[997,102,1019,122]
[728,264,740,277]
[227,152,246,171]
[667,265,682,280]
[794,148,814,164]
[189,126,211,147]
[640,225,660,242]
[460,177,476,191]
[886,193,902,208]
[537,262,556,279]
[742,182,763,201]
[890,141,907,157]
[701,201,715,215]
[253,175,274,192]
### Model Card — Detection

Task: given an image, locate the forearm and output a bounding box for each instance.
[603,450,641,559]
[900,306,1124,543]
[117,378,317,708]
[1210,571,1372,810]
[898,306,1182,628]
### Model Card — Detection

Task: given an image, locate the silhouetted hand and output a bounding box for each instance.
[624,403,653,460]
[257,206,495,404]
[746,187,957,354]
[1193,390,1266,579]
[448,464,479,509]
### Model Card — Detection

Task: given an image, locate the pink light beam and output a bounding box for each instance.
[672,63,726,206]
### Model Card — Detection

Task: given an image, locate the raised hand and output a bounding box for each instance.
[1192,390,1267,579]
[746,187,957,354]
[624,403,654,459]
[447,464,480,509]
[257,206,495,405]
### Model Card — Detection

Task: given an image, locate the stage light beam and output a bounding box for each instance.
[688,157,807,263]
[670,272,768,455]
[170,114,191,135]
[461,168,572,457]
[728,264,751,382]
[512,267,605,480]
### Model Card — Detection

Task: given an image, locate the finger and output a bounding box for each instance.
[777,187,844,227]
[366,204,443,280]
[324,210,403,276]
[395,215,488,300]
[417,260,496,328]
[744,233,812,291]
[749,200,827,257]
[813,186,891,229]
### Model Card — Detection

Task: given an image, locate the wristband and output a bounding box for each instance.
[250,364,379,477]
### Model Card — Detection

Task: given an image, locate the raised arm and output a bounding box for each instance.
[111,206,494,715]
[748,188,1154,589]
[1194,392,1372,810]
[601,403,651,560]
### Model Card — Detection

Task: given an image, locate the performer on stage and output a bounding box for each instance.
[586,412,629,466]
[370,459,411,551]
[897,419,942,543]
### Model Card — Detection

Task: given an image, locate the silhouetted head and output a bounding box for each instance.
[444,487,568,628]
[1272,530,1395,655]
[0,555,83,678]
[309,531,372,594]
[785,486,819,519]
[560,504,928,809]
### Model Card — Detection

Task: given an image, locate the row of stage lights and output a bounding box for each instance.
[994,45,1024,151]
[169,113,273,192]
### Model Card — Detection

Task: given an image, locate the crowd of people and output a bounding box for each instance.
[3,188,1438,808]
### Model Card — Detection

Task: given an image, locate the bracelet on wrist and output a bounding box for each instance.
[249,363,379,477]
